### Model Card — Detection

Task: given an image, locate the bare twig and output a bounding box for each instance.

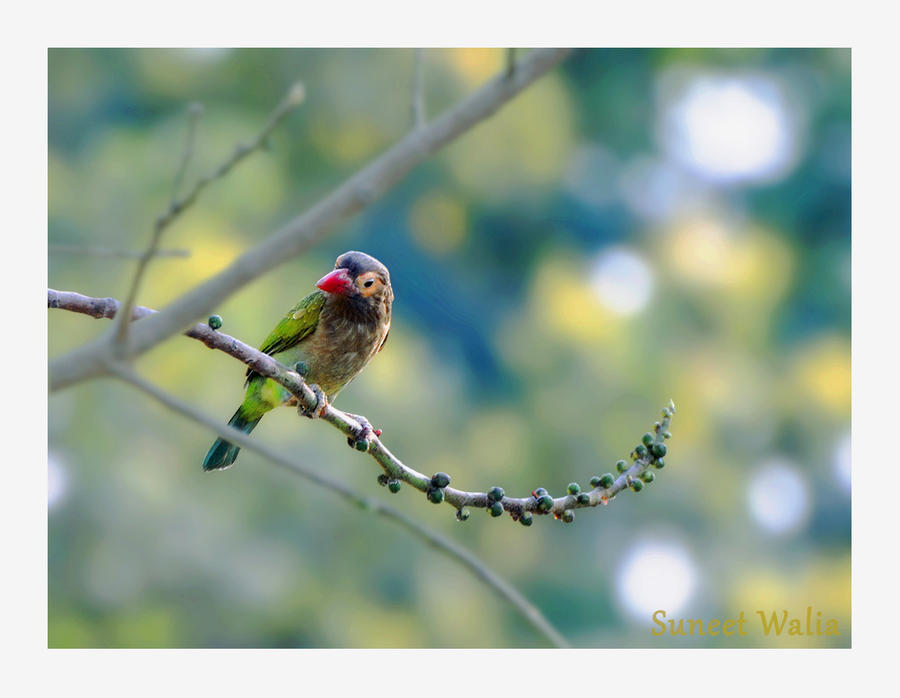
[112,81,306,350]
[49,288,674,525]
[170,102,204,204]
[411,48,425,129]
[506,48,517,78]
[49,48,572,392]
[107,363,569,648]
[49,244,190,259]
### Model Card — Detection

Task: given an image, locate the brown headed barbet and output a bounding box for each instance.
[203,251,392,470]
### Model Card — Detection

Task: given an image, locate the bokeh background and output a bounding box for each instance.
[48,48,850,648]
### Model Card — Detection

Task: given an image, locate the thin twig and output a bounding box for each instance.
[107,363,569,648]
[112,81,306,350]
[49,288,674,524]
[48,244,191,259]
[170,102,204,205]
[49,49,572,391]
[411,48,425,129]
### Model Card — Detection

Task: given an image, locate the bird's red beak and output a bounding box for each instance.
[316,268,354,296]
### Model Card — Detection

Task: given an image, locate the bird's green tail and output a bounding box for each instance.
[202,406,263,471]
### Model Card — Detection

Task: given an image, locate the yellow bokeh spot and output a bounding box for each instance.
[791,335,851,414]
[142,213,243,309]
[442,48,505,87]
[664,217,793,300]
[731,569,791,612]
[666,217,737,286]
[408,191,468,255]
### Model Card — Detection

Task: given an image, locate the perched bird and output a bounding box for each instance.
[202,251,393,471]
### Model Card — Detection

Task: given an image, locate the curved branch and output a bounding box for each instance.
[48,48,573,391]
[49,289,675,527]
[107,364,568,648]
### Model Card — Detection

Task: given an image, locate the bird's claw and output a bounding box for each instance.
[298,384,328,419]
[344,412,381,449]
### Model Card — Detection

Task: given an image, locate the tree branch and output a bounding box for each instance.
[112,82,306,349]
[49,289,675,527]
[106,363,568,648]
[48,48,572,392]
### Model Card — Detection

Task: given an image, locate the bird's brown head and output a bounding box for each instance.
[316,251,392,306]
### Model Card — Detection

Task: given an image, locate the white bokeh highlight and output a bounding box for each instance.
[661,73,798,184]
[617,540,696,620]
[48,451,68,510]
[833,432,851,493]
[589,247,654,315]
[747,458,811,535]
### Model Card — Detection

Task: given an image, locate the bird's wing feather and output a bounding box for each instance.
[245,290,326,380]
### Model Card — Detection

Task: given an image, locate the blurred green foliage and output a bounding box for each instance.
[48,48,850,648]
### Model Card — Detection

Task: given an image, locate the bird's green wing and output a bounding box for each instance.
[245,290,326,380]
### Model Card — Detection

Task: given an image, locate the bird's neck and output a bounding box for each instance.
[327,294,389,326]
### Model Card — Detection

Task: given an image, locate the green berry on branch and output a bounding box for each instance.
[616,459,628,473]
[635,444,648,457]
[651,443,668,458]
[664,432,672,440]
[599,473,615,488]
[520,511,534,526]
[388,480,402,493]
[293,361,310,377]
[640,471,655,483]
[654,458,665,469]
[590,475,602,487]
[456,508,470,522]
[577,492,591,505]
[431,472,451,488]
[376,474,389,487]
[427,488,444,504]
[488,501,504,517]
[630,479,644,492]
[567,482,580,495]
[354,439,369,452]
[537,494,554,512]
[207,314,223,330]
[561,510,575,523]
[533,487,548,498]
[487,486,505,502]
[641,432,655,447]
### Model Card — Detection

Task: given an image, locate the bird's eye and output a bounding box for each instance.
[363,279,375,288]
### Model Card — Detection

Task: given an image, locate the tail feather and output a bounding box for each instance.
[202,407,262,471]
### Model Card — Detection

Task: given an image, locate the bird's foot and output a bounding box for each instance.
[297,384,328,419]
[344,412,382,450]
